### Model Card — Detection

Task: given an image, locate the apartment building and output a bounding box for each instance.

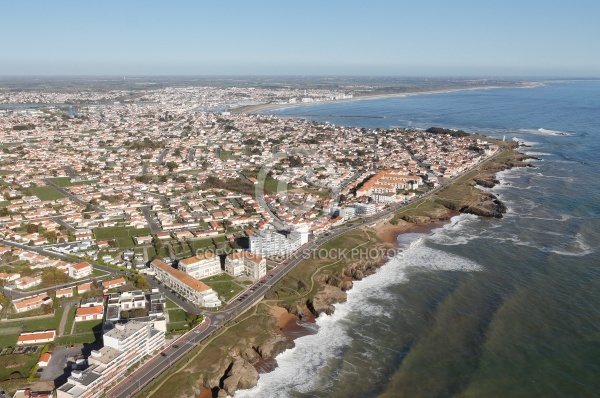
[224,252,266,279]
[57,320,165,398]
[249,229,304,257]
[150,259,221,308]
[69,262,93,279]
[178,252,221,279]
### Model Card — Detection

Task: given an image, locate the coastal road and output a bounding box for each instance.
[108,148,505,397]
[106,317,213,398]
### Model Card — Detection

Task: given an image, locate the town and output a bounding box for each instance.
[0,85,498,398]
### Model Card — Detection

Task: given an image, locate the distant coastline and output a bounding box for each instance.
[231,82,545,114]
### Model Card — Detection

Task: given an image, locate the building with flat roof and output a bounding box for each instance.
[249,229,303,257]
[178,252,221,279]
[225,251,267,279]
[57,320,165,398]
[150,259,221,308]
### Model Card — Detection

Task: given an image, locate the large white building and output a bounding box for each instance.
[150,259,221,308]
[68,262,93,279]
[249,227,308,257]
[225,252,267,279]
[57,320,165,398]
[178,252,221,279]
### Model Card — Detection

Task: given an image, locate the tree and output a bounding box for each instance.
[25,223,39,234]
[166,161,178,172]
[41,267,68,286]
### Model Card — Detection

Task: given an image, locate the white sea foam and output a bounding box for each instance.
[519,128,574,136]
[237,233,482,397]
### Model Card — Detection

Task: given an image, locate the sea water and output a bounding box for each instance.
[238,81,600,397]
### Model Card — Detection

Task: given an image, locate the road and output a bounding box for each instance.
[157,148,169,165]
[0,239,122,299]
[95,149,504,398]
[106,317,213,398]
[42,178,105,213]
[51,216,77,232]
[141,206,162,234]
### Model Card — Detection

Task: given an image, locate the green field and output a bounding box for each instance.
[0,170,16,176]
[26,186,66,201]
[93,226,152,240]
[0,347,40,380]
[0,200,10,207]
[73,319,103,335]
[168,309,187,323]
[46,177,98,187]
[0,307,65,347]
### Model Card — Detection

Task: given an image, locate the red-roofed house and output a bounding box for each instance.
[75,305,104,322]
[102,277,126,292]
[68,262,92,279]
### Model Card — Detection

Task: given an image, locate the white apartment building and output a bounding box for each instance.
[350,203,377,217]
[57,320,165,398]
[68,262,93,279]
[150,259,221,308]
[225,252,267,279]
[178,252,221,279]
[249,229,304,257]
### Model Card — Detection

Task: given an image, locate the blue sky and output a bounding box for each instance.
[2,0,599,76]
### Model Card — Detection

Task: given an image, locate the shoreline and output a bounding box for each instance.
[258,210,457,375]
[231,82,544,115]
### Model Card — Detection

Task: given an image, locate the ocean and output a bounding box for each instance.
[237,81,600,397]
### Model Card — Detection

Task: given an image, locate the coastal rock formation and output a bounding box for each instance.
[308,284,348,316]
[241,347,261,364]
[254,334,295,359]
[221,357,259,396]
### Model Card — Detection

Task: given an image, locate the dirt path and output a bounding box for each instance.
[57,304,71,336]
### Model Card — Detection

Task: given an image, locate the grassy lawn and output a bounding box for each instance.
[0,348,40,380]
[201,273,234,283]
[219,150,239,161]
[1,307,65,334]
[73,319,103,335]
[206,281,245,303]
[62,306,77,336]
[189,238,216,252]
[93,226,152,240]
[54,333,99,346]
[26,185,66,201]
[0,170,16,176]
[115,237,136,249]
[92,268,110,277]
[165,298,179,309]
[0,325,21,347]
[7,307,47,319]
[168,309,187,323]
[46,177,98,187]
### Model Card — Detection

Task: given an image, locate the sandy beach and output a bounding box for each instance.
[231,83,543,115]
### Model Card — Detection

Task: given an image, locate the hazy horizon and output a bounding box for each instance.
[2,0,599,77]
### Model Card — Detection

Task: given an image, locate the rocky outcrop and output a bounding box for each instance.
[221,357,260,396]
[307,284,347,316]
[254,334,295,360]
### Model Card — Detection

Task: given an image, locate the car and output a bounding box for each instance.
[172,344,179,348]
[160,352,167,357]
